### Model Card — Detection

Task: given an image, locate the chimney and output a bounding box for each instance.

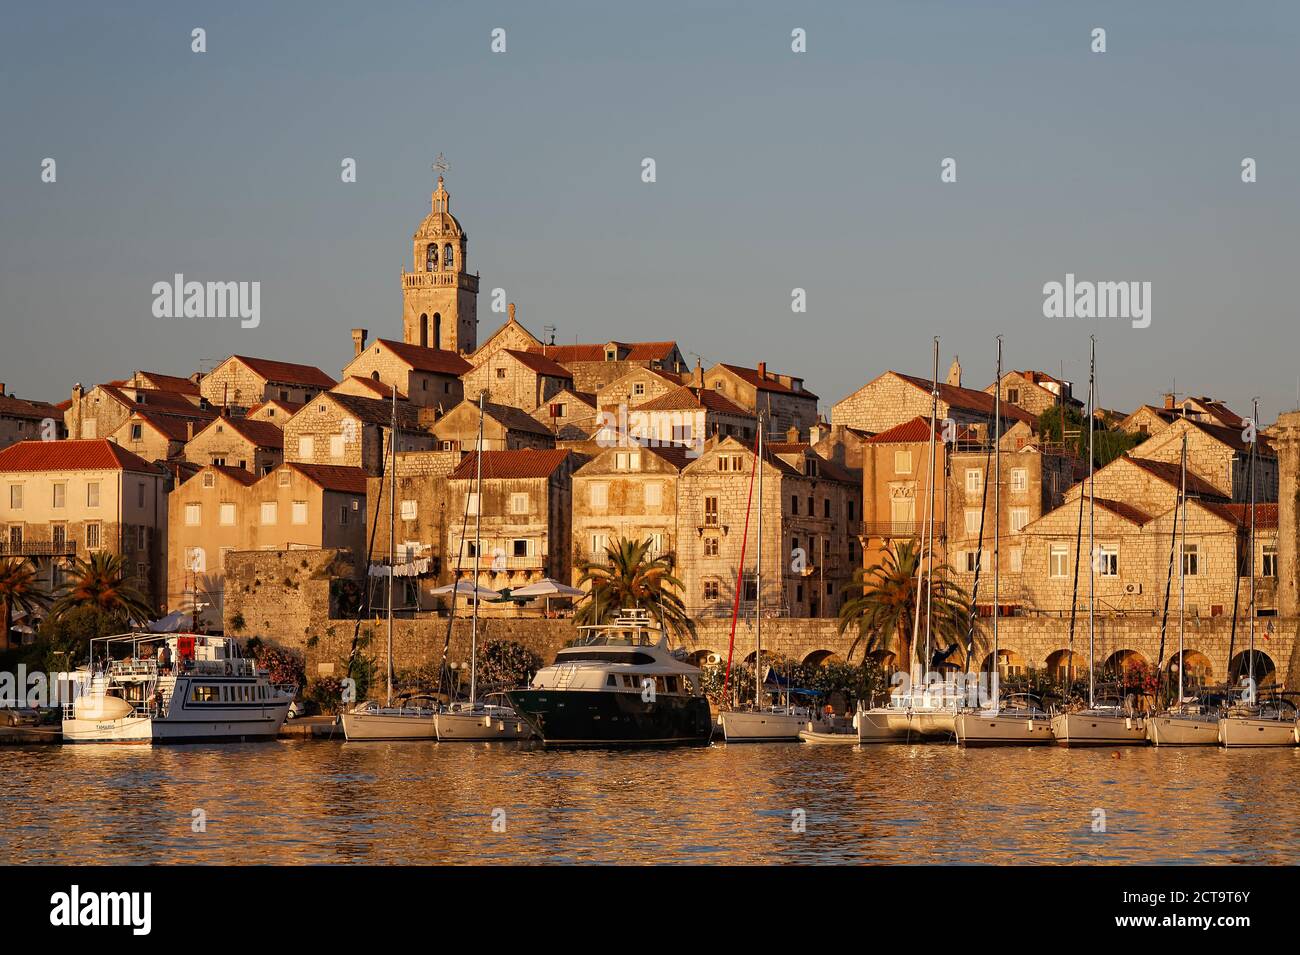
[1163,393,1175,410]
[947,357,962,388]
[809,421,827,445]
[72,383,84,402]
[186,421,195,441]
[757,361,767,381]
[786,426,799,443]
[351,328,368,357]
[691,358,704,389]
[0,383,5,397]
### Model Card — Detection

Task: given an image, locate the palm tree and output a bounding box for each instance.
[0,558,51,651]
[576,537,695,644]
[51,552,153,625]
[836,539,974,671]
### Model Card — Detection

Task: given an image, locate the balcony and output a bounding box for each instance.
[860,521,946,540]
[0,540,78,558]
[402,271,479,292]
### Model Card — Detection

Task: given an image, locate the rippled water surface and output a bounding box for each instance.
[2,741,1298,864]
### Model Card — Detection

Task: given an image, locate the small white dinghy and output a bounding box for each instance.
[798,727,858,745]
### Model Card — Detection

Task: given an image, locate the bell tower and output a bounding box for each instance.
[402,169,479,353]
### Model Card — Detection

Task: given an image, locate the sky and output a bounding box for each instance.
[2,0,1297,423]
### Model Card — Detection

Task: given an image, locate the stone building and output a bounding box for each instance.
[0,439,170,614]
[1117,405,1176,438]
[832,368,1034,436]
[198,355,336,412]
[65,382,215,441]
[594,366,684,417]
[986,369,1081,418]
[108,410,191,464]
[0,387,63,451]
[529,341,686,394]
[629,385,757,450]
[340,330,471,410]
[432,399,556,452]
[677,436,859,620]
[532,388,599,440]
[401,175,479,353]
[1126,416,1276,503]
[703,362,819,439]
[245,399,303,425]
[444,449,582,599]
[461,348,573,414]
[571,444,691,584]
[282,392,432,475]
[166,462,367,627]
[183,415,284,475]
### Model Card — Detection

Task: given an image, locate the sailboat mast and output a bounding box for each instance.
[386,384,396,707]
[755,412,764,710]
[1248,397,1258,701]
[924,340,939,673]
[1087,336,1096,710]
[993,336,1001,713]
[470,391,485,706]
[1178,432,1187,706]
[912,337,939,686]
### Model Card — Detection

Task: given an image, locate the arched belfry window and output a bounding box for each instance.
[433,313,442,349]
[443,243,454,270]
[426,244,437,272]
[419,313,429,347]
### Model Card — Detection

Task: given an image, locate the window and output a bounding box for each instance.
[495,367,507,379]
[848,500,855,521]
[704,580,720,601]
[339,505,349,526]
[671,423,693,443]
[299,436,314,458]
[965,469,982,493]
[467,492,480,516]
[1006,388,1020,404]
[330,434,345,458]
[202,471,216,488]
[130,423,143,441]
[8,525,22,548]
[965,509,981,534]
[292,501,309,525]
[85,522,101,550]
[185,547,206,573]
[1097,545,1118,577]
[219,503,236,526]
[1049,543,1069,578]
[823,499,831,518]
[52,524,66,551]
[1010,508,1029,533]
[87,482,100,507]
[1263,543,1278,578]
[52,483,65,508]
[443,243,454,269]
[633,383,645,397]
[512,538,531,558]
[704,535,719,557]
[137,483,145,508]
[1011,468,1027,493]
[894,450,913,474]
[184,503,201,526]
[1009,546,1023,573]
[400,499,418,521]
[790,495,799,515]
[260,502,278,525]
[279,470,291,487]
[615,451,640,470]
[510,493,530,515]
[589,483,608,507]
[644,482,662,507]
[1181,543,1199,577]
[963,550,981,573]
[704,496,719,526]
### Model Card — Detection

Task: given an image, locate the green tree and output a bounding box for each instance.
[836,540,974,671]
[31,604,123,671]
[51,552,154,624]
[1036,405,1141,469]
[576,537,695,644]
[0,558,51,652]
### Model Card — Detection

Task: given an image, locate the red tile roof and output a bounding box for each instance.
[229,356,337,389]
[1125,456,1227,499]
[449,449,574,481]
[0,394,61,422]
[0,439,157,473]
[313,392,422,429]
[195,416,284,449]
[502,349,574,379]
[1205,502,1279,529]
[633,385,752,417]
[895,373,1035,424]
[332,376,406,401]
[247,399,304,418]
[866,416,940,444]
[136,371,200,395]
[284,463,369,494]
[716,363,818,400]
[1090,497,1152,525]
[183,464,258,488]
[101,385,216,418]
[528,341,679,364]
[125,411,195,442]
[374,340,473,376]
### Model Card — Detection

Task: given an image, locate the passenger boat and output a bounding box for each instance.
[505,608,713,747]
[62,632,292,744]
[341,692,439,741]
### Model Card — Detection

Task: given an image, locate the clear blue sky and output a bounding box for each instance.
[2,1,1297,421]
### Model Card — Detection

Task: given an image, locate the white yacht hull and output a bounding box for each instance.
[954,711,1054,746]
[719,709,811,742]
[435,708,531,741]
[63,704,290,744]
[1050,711,1147,747]
[1147,714,1220,746]
[908,710,957,739]
[341,710,437,741]
[1218,717,1297,748]
[856,709,911,743]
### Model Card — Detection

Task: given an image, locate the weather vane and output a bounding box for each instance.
[432,153,449,178]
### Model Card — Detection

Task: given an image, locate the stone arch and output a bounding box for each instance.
[1228,650,1276,689]
[1169,649,1214,688]
[1103,649,1149,678]
[1045,649,1087,684]
[426,243,437,271]
[433,313,442,349]
[444,242,455,270]
[802,649,843,667]
[419,313,429,348]
[980,648,1026,678]
[689,648,723,669]
[867,649,897,671]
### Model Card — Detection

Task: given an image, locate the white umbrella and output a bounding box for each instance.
[147,610,189,633]
[12,624,35,635]
[429,580,501,600]
[510,578,585,598]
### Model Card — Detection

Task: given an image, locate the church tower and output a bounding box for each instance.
[402,174,478,353]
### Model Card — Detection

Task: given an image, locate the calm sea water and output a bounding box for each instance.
[2,741,1298,865]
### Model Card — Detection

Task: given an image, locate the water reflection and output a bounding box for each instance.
[2,743,1298,864]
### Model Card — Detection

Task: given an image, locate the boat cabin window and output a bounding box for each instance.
[606,674,618,687]
[191,685,218,702]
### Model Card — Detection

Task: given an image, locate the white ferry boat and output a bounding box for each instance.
[63,632,294,744]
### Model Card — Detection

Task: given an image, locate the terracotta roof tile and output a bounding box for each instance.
[527,341,679,364]
[633,385,752,417]
[0,394,61,422]
[229,355,336,389]
[195,416,285,449]
[136,371,200,395]
[0,439,156,473]
[183,464,259,488]
[284,463,369,494]
[1090,497,1152,525]
[717,363,818,400]
[502,349,574,379]
[895,373,1035,424]
[1125,456,1227,499]
[373,340,473,376]
[101,385,217,417]
[332,376,406,401]
[449,449,575,481]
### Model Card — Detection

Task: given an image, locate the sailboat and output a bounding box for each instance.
[1148,433,1219,745]
[1050,337,1147,746]
[720,411,825,742]
[956,337,1053,746]
[436,392,531,741]
[1219,399,1295,747]
[343,387,439,740]
[856,338,952,743]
